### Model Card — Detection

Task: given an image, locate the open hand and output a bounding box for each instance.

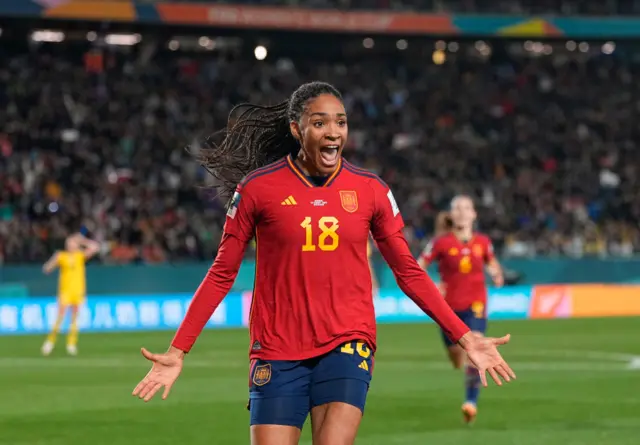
[132,347,184,402]
[461,333,516,387]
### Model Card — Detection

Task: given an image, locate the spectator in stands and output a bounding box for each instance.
[1,40,639,263]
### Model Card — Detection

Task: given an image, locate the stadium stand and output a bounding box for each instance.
[0,16,639,264]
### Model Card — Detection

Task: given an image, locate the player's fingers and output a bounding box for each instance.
[132,378,150,396]
[488,367,502,386]
[492,334,511,346]
[162,383,173,400]
[495,363,512,382]
[501,360,516,379]
[141,347,158,362]
[143,383,163,403]
[134,380,154,399]
[478,368,488,387]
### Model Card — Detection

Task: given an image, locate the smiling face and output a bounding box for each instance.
[290,93,348,176]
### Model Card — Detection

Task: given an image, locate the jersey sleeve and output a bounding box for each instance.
[171,232,247,353]
[223,182,258,243]
[370,180,405,241]
[377,231,470,343]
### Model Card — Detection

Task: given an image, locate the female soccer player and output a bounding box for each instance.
[132,82,515,445]
[418,197,505,424]
[41,233,100,356]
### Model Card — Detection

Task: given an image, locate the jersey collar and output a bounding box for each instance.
[286,154,343,188]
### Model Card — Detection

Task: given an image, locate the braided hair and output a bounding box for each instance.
[198,81,343,201]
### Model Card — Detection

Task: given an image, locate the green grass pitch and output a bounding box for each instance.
[1,317,639,445]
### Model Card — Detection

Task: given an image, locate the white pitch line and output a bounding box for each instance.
[627,357,640,370]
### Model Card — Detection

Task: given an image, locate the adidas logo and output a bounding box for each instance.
[281,195,297,206]
[358,360,369,372]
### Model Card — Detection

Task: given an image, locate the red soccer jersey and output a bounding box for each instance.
[172,156,470,360]
[421,232,495,312]
[225,155,404,360]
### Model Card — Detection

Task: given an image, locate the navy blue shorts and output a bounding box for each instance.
[441,308,487,347]
[248,340,374,429]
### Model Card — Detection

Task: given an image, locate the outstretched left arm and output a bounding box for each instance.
[377,231,470,344]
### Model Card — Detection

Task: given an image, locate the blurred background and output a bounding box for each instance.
[0,2,639,444]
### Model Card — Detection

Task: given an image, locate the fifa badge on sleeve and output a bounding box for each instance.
[227,191,241,219]
[387,190,400,216]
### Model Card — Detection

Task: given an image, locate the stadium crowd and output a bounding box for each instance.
[1,42,639,264]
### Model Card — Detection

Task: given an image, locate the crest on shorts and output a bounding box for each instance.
[471,301,485,318]
[448,247,459,256]
[252,364,272,386]
[339,190,358,213]
[472,244,484,257]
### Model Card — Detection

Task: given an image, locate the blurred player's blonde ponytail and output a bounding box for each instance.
[196,81,342,201]
[435,211,453,236]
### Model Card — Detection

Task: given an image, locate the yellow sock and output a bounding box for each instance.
[67,310,79,347]
[47,312,64,344]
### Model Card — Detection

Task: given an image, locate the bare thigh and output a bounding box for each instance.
[310,402,363,445]
[250,425,301,445]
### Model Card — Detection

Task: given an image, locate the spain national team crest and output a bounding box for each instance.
[252,364,272,386]
[471,301,485,318]
[472,244,484,257]
[339,190,358,213]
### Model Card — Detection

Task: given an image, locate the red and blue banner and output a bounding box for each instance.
[3,0,640,37]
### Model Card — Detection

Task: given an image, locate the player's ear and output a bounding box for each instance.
[290,121,301,142]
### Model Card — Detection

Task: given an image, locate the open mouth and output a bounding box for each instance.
[319,145,339,167]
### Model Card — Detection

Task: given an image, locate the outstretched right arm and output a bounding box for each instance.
[172,184,258,353]
[170,233,248,353]
[133,184,257,401]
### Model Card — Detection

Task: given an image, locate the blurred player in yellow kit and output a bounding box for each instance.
[41,233,100,356]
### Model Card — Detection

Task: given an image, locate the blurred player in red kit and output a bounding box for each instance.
[418,196,505,424]
[132,82,515,445]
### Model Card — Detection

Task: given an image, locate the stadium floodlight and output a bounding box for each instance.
[254,45,267,61]
[31,30,65,43]
[396,39,408,50]
[105,33,141,46]
[362,38,374,49]
[602,42,615,54]
[432,50,446,65]
[87,31,97,42]
[168,40,180,51]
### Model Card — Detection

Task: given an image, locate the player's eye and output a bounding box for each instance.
[337,120,347,127]
[313,121,324,128]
